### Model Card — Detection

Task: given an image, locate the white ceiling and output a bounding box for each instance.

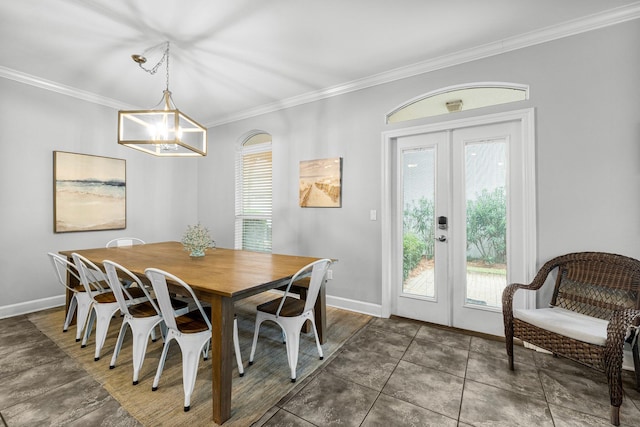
[1,0,639,126]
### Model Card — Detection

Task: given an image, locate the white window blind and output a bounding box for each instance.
[235,137,272,252]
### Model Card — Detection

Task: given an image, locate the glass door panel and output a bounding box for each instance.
[402,148,435,298]
[464,140,507,308]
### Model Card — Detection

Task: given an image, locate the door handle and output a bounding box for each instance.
[435,235,447,242]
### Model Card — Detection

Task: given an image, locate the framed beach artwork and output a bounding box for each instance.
[53,151,126,232]
[299,157,342,208]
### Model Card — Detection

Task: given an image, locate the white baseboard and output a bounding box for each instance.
[2,293,382,320]
[326,295,382,317]
[265,289,383,318]
[0,295,65,319]
[2,293,383,321]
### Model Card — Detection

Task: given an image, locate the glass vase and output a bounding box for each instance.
[190,248,205,257]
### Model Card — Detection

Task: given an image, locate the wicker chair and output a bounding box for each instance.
[502,252,640,426]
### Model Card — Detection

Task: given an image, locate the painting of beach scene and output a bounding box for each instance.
[54,151,126,232]
[299,157,342,207]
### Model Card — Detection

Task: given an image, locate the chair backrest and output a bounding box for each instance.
[145,268,211,332]
[103,260,158,317]
[48,252,82,293]
[71,252,110,294]
[279,259,332,316]
[549,252,640,319]
[105,237,145,248]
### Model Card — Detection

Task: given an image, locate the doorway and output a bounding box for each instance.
[382,110,536,336]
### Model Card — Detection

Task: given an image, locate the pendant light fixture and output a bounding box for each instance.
[118,42,207,157]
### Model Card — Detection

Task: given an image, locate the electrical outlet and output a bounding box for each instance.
[327,269,333,280]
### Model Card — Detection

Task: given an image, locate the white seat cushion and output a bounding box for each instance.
[513,307,608,346]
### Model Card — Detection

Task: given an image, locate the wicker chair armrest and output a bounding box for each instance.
[501,283,530,316]
[502,264,556,309]
[503,253,590,313]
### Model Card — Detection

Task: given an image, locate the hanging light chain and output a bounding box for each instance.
[137,41,170,88]
[165,42,170,92]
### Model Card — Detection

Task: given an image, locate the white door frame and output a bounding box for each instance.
[381,108,537,323]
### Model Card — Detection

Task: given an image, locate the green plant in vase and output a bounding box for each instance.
[181,223,215,257]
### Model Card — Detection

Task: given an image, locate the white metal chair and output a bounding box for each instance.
[72,253,147,361]
[249,259,332,382]
[145,268,244,412]
[48,252,96,341]
[104,260,189,385]
[105,237,145,248]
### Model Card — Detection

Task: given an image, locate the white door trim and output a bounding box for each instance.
[381,108,537,320]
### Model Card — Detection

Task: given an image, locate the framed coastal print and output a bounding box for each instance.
[53,151,126,232]
[299,157,342,207]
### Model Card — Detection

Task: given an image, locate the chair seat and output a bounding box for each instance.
[94,291,117,304]
[176,306,211,334]
[514,307,608,346]
[257,296,306,317]
[128,301,160,318]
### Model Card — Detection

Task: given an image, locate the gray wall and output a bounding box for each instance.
[199,20,640,309]
[2,19,639,316]
[0,79,199,314]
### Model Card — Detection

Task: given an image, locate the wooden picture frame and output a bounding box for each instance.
[53,151,126,232]
[299,157,342,207]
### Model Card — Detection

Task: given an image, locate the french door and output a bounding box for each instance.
[388,114,535,336]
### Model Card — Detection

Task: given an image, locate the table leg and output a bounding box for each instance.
[209,295,233,424]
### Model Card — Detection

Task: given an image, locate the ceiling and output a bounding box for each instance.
[1,0,639,126]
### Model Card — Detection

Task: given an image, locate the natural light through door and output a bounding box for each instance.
[402,148,436,299]
[387,111,536,337]
[464,139,507,309]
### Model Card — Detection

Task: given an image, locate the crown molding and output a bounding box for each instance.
[0,66,139,110]
[2,3,639,127]
[208,3,640,126]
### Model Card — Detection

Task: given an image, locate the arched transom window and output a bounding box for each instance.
[386,83,528,124]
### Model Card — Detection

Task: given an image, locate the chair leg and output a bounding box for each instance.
[110,320,129,369]
[281,325,300,382]
[180,334,210,412]
[202,340,210,361]
[75,297,92,342]
[506,331,514,370]
[611,405,620,426]
[605,344,624,426]
[92,306,118,361]
[309,318,324,360]
[130,318,160,385]
[249,315,265,365]
[152,337,173,391]
[63,296,78,332]
[81,309,96,348]
[233,318,244,376]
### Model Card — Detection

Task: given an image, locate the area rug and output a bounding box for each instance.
[30,292,371,426]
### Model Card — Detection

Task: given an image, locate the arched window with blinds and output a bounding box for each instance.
[235,132,272,252]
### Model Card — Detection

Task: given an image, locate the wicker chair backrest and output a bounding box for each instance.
[550,253,640,320]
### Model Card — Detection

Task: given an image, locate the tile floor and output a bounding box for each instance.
[2,312,640,426]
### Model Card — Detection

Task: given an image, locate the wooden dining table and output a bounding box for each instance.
[59,241,325,424]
